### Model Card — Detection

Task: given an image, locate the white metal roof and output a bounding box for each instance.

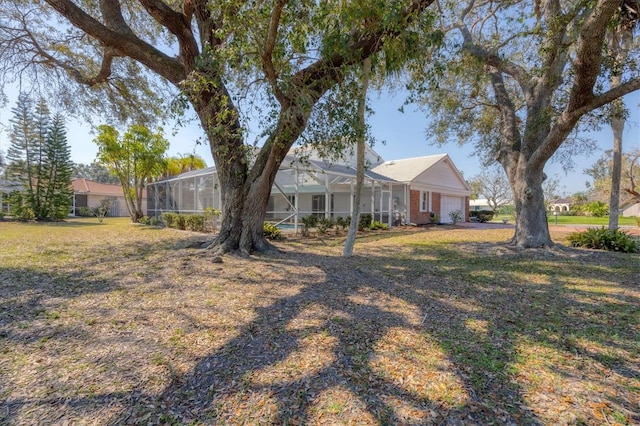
[371,154,448,182]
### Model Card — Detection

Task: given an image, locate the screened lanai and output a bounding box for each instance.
[146,156,409,232]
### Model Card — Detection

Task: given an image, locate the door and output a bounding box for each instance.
[440,196,464,223]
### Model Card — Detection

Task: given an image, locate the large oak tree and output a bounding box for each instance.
[417,0,640,248]
[0,0,436,254]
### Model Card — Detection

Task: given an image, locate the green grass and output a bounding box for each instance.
[546,215,638,226]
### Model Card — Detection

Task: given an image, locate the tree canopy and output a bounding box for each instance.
[93,124,168,222]
[468,167,512,212]
[412,0,640,247]
[0,0,438,253]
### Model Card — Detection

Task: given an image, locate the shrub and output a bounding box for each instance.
[185,214,206,232]
[139,216,163,226]
[77,206,95,217]
[359,213,372,231]
[93,205,109,222]
[148,216,162,226]
[301,215,318,236]
[567,227,639,253]
[161,212,177,228]
[584,201,608,217]
[175,214,186,230]
[317,217,334,234]
[204,207,221,232]
[449,210,463,225]
[369,220,388,230]
[469,210,494,223]
[263,222,283,240]
[335,216,350,230]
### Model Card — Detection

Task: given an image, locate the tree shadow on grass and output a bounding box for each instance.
[3,235,638,425]
[138,244,635,424]
[110,247,612,424]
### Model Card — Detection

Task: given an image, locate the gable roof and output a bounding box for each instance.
[371,154,448,182]
[72,178,133,197]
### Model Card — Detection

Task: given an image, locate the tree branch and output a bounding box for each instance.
[261,0,288,105]
[44,0,185,84]
[488,67,522,170]
[294,0,436,101]
[565,0,620,112]
[137,0,200,71]
[533,77,640,169]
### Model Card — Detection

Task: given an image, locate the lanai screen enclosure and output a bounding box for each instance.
[147,156,405,232]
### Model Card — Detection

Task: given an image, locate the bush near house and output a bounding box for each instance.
[470,210,495,223]
[263,222,283,241]
[160,212,208,232]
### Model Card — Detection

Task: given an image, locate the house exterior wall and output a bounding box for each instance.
[623,203,640,217]
[432,192,441,221]
[409,189,432,225]
[404,158,469,224]
[76,194,147,217]
[465,196,470,221]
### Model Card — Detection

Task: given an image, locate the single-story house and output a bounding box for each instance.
[623,202,640,217]
[370,154,470,224]
[146,147,470,229]
[72,178,145,217]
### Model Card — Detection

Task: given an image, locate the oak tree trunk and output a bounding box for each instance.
[508,165,553,248]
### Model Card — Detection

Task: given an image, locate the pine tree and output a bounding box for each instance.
[42,114,73,219]
[6,93,35,185]
[6,93,37,219]
[6,95,71,220]
[31,98,51,218]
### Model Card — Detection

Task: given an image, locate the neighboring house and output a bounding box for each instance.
[72,178,146,217]
[469,198,512,212]
[146,148,470,229]
[623,203,640,217]
[0,178,22,213]
[548,198,572,212]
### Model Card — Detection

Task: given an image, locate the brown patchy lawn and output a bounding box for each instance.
[0,218,638,425]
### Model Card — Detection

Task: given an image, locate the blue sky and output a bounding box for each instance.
[1,87,639,195]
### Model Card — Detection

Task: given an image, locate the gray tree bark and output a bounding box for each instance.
[343,57,371,257]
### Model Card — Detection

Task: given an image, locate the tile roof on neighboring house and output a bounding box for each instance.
[551,198,572,204]
[371,154,448,182]
[72,178,146,197]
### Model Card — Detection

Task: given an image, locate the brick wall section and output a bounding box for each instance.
[410,190,431,224]
[464,196,470,221]
[432,192,441,221]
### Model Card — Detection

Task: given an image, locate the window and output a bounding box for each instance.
[312,195,326,217]
[420,191,430,212]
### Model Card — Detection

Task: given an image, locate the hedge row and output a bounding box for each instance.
[161,212,208,232]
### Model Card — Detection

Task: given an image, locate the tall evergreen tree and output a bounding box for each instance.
[31,98,51,218]
[6,93,35,186]
[6,95,72,220]
[42,113,73,219]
